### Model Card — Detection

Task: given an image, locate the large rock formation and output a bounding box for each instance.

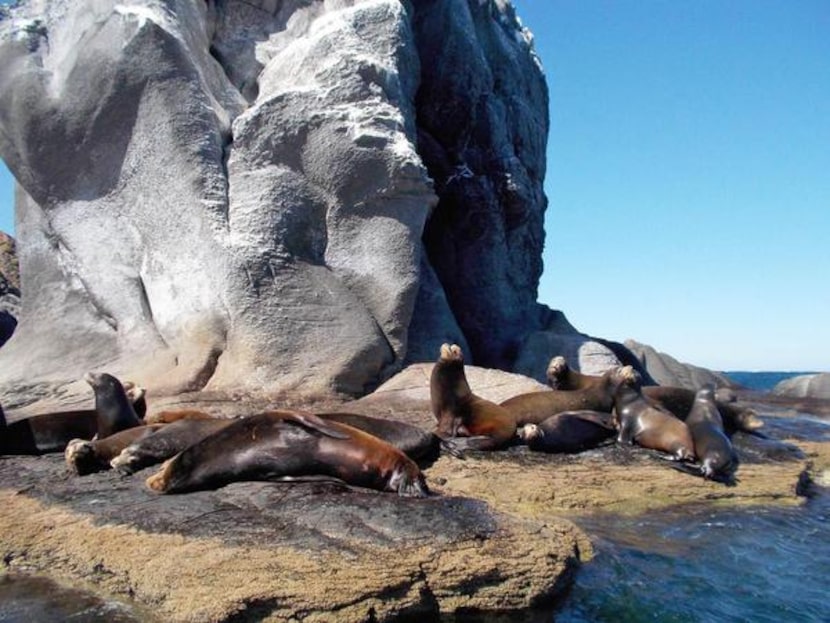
[624,339,736,390]
[773,373,830,400]
[0,0,579,408]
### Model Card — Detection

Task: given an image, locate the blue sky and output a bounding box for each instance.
[1,0,828,371]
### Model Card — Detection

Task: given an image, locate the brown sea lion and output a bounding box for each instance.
[318,412,439,462]
[142,409,218,424]
[145,410,429,497]
[517,410,617,453]
[65,424,166,475]
[641,385,763,436]
[681,386,739,482]
[0,375,146,455]
[429,343,517,451]
[546,357,640,391]
[500,367,633,426]
[614,384,695,461]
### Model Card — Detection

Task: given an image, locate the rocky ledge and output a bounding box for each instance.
[1,367,828,622]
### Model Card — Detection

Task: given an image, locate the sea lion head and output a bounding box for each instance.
[517,423,543,443]
[388,463,430,498]
[545,356,568,386]
[734,407,763,432]
[614,365,641,388]
[701,450,739,483]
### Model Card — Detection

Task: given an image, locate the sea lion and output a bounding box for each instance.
[500,367,633,426]
[429,343,517,451]
[641,385,763,436]
[65,424,166,475]
[143,409,218,424]
[318,412,439,462]
[614,384,695,461]
[682,386,739,482]
[546,357,640,391]
[85,372,144,439]
[517,410,617,453]
[145,410,429,497]
[109,418,235,474]
[0,376,146,455]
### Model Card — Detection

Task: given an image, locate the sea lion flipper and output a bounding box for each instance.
[277,410,351,440]
[439,437,466,459]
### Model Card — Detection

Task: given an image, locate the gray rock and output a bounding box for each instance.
[625,339,736,390]
[773,373,830,400]
[513,329,622,383]
[0,0,552,405]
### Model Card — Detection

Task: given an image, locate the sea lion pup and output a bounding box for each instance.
[145,410,429,497]
[641,385,763,436]
[546,357,640,391]
[681,386,739,482]
[85,372,144,439]
[614,384,695,461]
[318,412,438,462]
[65,424,166,475]
[429,343,517,451]
[500,367,634,426]
[517,410,617,453]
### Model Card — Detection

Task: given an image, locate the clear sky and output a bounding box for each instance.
[1,0,828,371]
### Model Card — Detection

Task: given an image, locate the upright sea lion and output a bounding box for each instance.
[500,367,633,426]
[546,357,640,391]
[0,375,146,455]
[145,410,429,497]
[642,385,763,436]
[429,343,517,451]
[85,372,144,439]
[614,384,695,461]
[517,410,617,453]
[682,386,739,482]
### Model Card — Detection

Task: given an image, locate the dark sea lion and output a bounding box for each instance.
[682,386,739,482]
[0,377,147,455]
[145,410,429,497]
[517,410,617,453]
[546,357,640,391]
[429,343,517,451]
[85,372,144,439]
[318,412,438,462]
[500,367,632,426]
[641,385,763,436]
[65,424,166,475]
[614,384,695,461]
[110,418,235,474]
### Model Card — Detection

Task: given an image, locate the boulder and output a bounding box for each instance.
[625,339,736,390]
[0,0,555,407]
[773,373,830,400]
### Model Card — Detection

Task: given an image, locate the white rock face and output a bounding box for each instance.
[0,0,559,404]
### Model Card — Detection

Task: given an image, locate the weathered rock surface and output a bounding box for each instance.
[773,373,830,400]
[625,339,736,390]
[0,231,19,347]
[0,0,576,406]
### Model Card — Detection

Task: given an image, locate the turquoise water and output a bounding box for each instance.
[723,370,817,392]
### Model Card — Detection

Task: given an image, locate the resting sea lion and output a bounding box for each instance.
[681,386,739,482]
[429,343,517,451]
[65,424,166,475]
[614,384,695,461]
[546,357,640,391]
[0,376,146,455]
[142,409,218,424]
[500,367,632,426]
[517,410,617,453]
[145,410,429,497]
[642,385,762,436]
[318,412,439,462]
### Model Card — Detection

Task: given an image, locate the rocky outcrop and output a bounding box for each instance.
[625,339,736,389]
[773,373,830,400]
[0,231,19,347]
[0,0,569,406]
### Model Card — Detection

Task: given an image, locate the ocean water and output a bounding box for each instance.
[722,370,818,392]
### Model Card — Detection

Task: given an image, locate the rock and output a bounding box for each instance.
[773,373,830,400]
[625,339,736,390]
[512,328,623,383]
[0,231,19,347]
[0,0,556,404]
